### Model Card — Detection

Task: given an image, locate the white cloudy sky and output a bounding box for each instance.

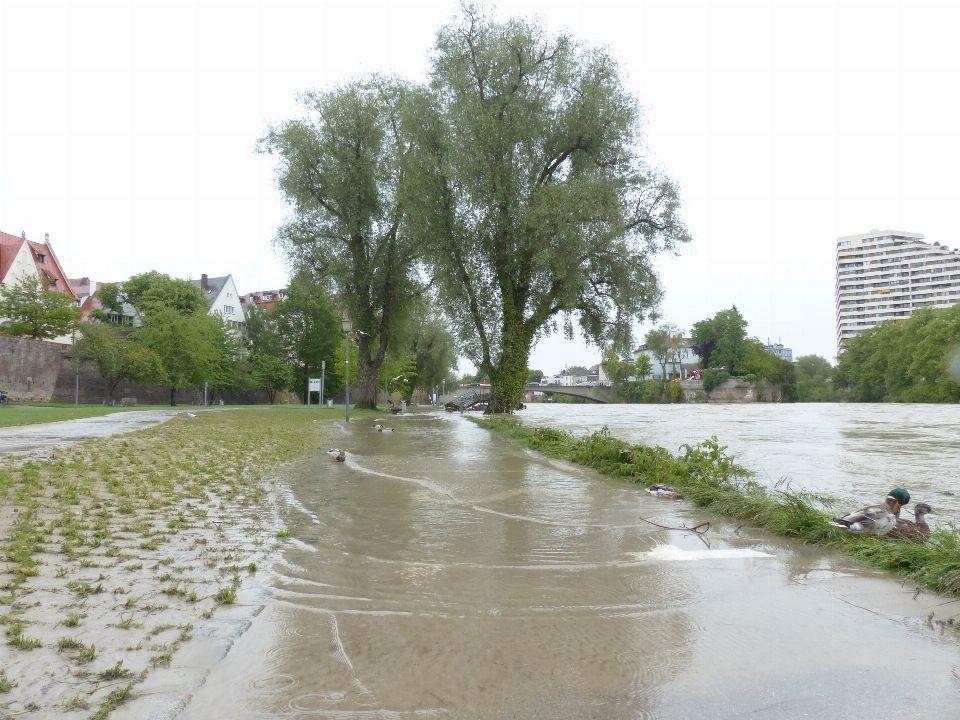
[2,1,958,374]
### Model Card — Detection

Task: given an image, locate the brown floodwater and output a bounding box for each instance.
[182,410,960,719]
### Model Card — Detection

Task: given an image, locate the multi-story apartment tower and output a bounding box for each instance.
[836,229,960,348]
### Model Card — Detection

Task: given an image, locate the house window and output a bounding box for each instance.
[36,253,45,263]
[224,305,234,314]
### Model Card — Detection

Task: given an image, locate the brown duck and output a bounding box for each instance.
[889,503,933,541]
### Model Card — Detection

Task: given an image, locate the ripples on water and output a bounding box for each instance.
[187,410,960,720]
[521,403,960,520]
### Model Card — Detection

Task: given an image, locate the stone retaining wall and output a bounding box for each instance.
[0,334,276,405]
[679,377,784,403]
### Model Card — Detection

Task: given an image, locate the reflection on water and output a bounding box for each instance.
[522,403,960,520]
[182,411,960,719]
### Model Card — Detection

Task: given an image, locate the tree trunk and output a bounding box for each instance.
[486,319,530,414]
[353,353,382,410]
[170,387,176,406]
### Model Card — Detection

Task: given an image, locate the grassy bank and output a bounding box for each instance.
[0,406,374,717]
[474,417,960,596]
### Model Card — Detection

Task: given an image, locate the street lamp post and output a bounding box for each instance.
[341,316,353,422]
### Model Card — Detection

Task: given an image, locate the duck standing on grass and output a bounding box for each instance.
[890,503,934,541]
[829,488,911,537]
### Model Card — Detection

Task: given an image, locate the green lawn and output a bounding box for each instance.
[0,402,385,429]
[0,404,143,428]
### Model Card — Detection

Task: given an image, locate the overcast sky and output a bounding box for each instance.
[2,1,958,374]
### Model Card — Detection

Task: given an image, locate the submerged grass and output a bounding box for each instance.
[475,417,960,596]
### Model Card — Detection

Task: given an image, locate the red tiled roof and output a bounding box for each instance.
[0,230,76,300]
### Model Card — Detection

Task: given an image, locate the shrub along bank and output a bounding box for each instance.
[475,418,960,596]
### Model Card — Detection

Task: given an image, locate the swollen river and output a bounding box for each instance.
[183,407,960,719]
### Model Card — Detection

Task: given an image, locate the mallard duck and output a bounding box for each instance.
[325,448,346,462]
[373,424,385,430]
[890,503,933,541]
[829,489,910,536]
[647,484,684,500]
[378,427,394,433]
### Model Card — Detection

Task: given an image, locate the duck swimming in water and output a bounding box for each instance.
[647,484,685,500]
[890,502,933,541]
[830,488,911,537]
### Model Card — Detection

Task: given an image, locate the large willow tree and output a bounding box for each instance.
[408,6,690,413]
[260,77,422,409]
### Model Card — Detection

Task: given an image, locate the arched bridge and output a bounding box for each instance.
[529,383,612,404]
[438,383,612,408]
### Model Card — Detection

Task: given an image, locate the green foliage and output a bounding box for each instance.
[406,309,459,395]
[261,78,423,410]
[834,304,960,402]
[691,306,748,372]
[796,355,844,402]
[407,5,689,412]
[477,418,960,596]
[250,353,294,404]
[633,353,653,379]
[701,369,729,393]
[736,340,797,399]
[614,379,665,403]
[71,323,166,401]
[601,351,634,386]
[644,324,684,381]
[0,274,81,339]
[247,275,344,403]
[527,369,544,383]
[99,272,208,316]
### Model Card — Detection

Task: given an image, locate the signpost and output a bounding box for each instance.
[308,378,321,406]
[204,381,209,406]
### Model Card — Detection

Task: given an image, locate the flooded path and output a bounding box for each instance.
[182,410,960,719]
[0,408,181,455]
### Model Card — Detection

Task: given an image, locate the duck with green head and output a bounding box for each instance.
[829,488,911,537]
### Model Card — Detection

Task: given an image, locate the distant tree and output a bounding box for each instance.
[102,272,243,405]
[527,368,545,384]
[795,355,841,402]
[71,323,166,402]
[665,326,687,379]
[270,276,344,402]
[0,275,81,340]
[135,308,241,405]
[407,6,690,413]
[260,77,422,410]
[834,305,960,402]
[408,314,459,396]
[736,340,798,400]
[645,325,678,383]
[634,353,653,379]
[691,307,748,372]
[250,354,295,404]
[601,351,634,385]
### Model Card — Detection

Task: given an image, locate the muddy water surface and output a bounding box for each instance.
[183,411,960,719]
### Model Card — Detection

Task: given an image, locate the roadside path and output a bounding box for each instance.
[0,408,182,455]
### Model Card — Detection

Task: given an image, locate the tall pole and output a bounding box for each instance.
[384,351,388,407]
[344,331,350,423]
[321,360,325,407]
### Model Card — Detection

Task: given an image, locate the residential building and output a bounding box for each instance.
[72,280,139,326]
[0,230,77,343]
[835,230,960,347]
[190,274,245,332]
[764,340,793,363]
[241,288,286,314]
[632,339,700,380]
